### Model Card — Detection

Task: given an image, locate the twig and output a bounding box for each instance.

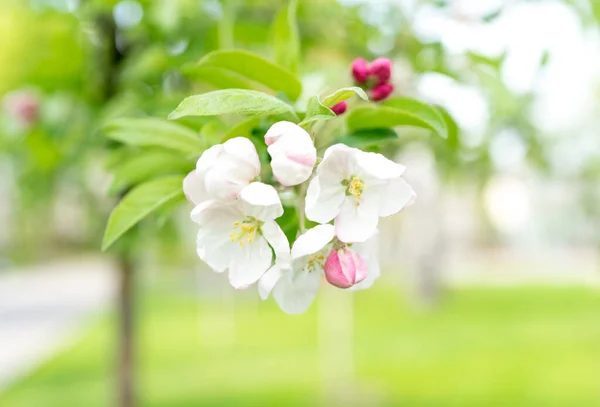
[296,180,309,233]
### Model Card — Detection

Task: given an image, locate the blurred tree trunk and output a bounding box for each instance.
[96,12,135,407]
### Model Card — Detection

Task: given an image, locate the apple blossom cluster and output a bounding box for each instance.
[183,121,415,314]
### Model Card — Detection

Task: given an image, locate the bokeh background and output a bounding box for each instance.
[1,0,600,406]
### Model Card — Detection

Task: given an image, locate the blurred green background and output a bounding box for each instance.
[1,0,600,406]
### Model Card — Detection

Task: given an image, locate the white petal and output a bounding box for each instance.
[304,176,345,224]
[291,224,335,260]
[272,269,320,314]
[222,137,261,175]
[239,182,284,221]
[183,170,208,205]
[355,150,405,180]
[190,200,239,226]
[334,195,379,243]
[258,264,284,300]
[228,235,272,289]
[204,158,255,200]
[261,220,290,265]
[350,233,381,291]
[191,201,240,273]
[270,156,315,186]
[377,177,416,217]
[267,129,316,186]
[196,144,223,176]
[318,143,357,179]
[264,121,307,146]
[196,229,232,273]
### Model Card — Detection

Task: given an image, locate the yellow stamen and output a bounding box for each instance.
[348,176,364,198]
[230,217,260,246]
[306,249,328,272]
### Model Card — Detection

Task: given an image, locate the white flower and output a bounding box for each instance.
[265,121,317,186]
[183,137,260,204]
[259,227,382,314]
[305,144,415,243]
[183,170,206,205]
[258,224,335,314]
[191,182,288,289]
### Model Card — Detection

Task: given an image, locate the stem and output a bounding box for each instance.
[218,0,237,49]
[117,255,135,407]
[296,180,309,233]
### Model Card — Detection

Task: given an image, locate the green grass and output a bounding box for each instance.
[1,285,600,406]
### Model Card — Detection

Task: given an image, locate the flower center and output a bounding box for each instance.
[229,217,261,247]
[306,250,327,273]
[342,176,365,205]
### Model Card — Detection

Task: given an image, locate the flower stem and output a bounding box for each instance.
[296,180,309,233]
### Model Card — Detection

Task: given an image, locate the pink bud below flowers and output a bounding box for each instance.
[369,57,392,83]
[351,57,370,84]
[324,246,368,289]
[371,82,394,102]
[331,101,347,116]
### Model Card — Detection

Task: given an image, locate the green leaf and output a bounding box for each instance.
[337,128,398,148]
[347,106,447,138]
[379,97,448,138]
[104,118,205,154]
[222,117,261,141]
[102,175,185,251]
[321,86,368,107]
[299,96,335,126]
[271,0,300,73]
[187,50,302,100]
[183,66,254,90]
[199,118,228,145]
[108,150,192,194]
[168,89,298,120]
[435,106,460,150]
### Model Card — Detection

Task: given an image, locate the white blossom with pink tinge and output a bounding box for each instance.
[305,144,415,244]
[258,224,334,314]
[191,182,288,289]
[183,137,261,205]
[265,121,317,186]
[258,225,381,314]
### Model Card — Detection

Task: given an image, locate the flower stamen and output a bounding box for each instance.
[306,250,327,273]
[230,217,261,247]
[342,176,365,205]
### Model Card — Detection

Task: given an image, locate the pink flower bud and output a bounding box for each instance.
[324,247,368,289]
[331,101,347,115]
[351,57,370,84]
[371,82,394,102]
[369,57,392,83]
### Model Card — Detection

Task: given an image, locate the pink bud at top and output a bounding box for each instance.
[371,82,394,102]
[351,57,370,84]
[324,247,368,289]
[369,57,392,84]
[331,101,347,116]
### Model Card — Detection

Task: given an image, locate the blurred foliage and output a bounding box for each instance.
[1,0,599,261]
